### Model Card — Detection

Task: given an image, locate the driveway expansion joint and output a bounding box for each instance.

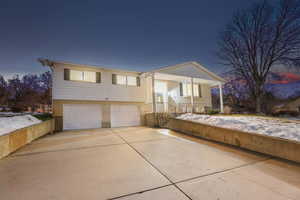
[113,130,193,200]
[112,130,275,200]
[124,137,178,145]
[173,157,271,185]
[9,142,126,158]
[107,184,174,200]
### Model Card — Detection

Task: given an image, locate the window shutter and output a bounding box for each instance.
[179,83,183,96]
[198,84,202,97]
[112,74,117,84]
[96,72,101,83]
[136,77,141,87]
[64,69,70,81]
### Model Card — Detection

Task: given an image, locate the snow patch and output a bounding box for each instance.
[0,115,41,136]
[177,114,300,142]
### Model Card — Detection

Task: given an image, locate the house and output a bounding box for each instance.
[39,59,225,131]
[273,97,300,115]
[27,104,52,113]
[0,105,10,112]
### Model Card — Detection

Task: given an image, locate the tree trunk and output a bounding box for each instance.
[255,94,262,113]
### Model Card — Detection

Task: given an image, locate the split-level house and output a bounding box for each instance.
[39,59,225,131]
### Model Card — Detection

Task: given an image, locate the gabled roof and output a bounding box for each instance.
[145,61,226,83]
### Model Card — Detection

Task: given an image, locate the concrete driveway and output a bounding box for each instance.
[0,127,300,200]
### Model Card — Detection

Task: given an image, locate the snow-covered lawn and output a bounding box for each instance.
[285,117,300,121]
[177,114,300,142]
[0,115,41,136]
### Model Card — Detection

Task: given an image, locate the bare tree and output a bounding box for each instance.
[0,75,9,106]
[218,0,300,113]
[39,71,52,106]
[6,72,52,112]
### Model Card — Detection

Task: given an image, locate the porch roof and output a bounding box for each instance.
[143,61,225,86]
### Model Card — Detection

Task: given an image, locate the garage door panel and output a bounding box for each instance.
[63,104,102,130]
[111,105,140,128]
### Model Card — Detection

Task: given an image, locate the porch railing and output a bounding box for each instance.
[152,102,212,113]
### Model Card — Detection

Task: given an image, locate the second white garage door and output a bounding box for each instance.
[111,105,141,127]
[63,104,102,130]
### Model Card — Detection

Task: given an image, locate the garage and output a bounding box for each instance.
[111,105,141,127]
[63,104,102,130]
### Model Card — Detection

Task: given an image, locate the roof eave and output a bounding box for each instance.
[143,61,226,83]
[37,58,142,74]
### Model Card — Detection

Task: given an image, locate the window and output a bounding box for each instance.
[180,83,201,97]
[194,84,202,97]
[182,83,191,97]
[68,69,99,83]
[116,75,127,85]
[84,71,97,82]
[193,84,199,97]
[70,70,96,83]
[70,70,83,81]
[127,76,137,86]
[113,74,140,87]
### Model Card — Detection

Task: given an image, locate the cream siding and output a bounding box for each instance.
[52,63,146,102]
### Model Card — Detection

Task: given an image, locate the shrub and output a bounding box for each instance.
[33,113,53,121]
[207,109,220,115]
[272,110,299,117]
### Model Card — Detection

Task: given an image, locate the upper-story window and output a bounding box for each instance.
[116,75,127,85]
[112,74,140,87]
[180,83,202,97]
[64,69,101,83]
[127,76,138,86]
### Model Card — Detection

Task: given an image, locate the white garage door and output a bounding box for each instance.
[63,104,102,130]
[111,105,141,127]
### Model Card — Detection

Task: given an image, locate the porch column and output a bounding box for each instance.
[219,83,224,113]
[191,77,194,113]
[152,73,156,113]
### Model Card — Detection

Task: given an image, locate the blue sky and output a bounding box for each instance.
[0,0,258,79]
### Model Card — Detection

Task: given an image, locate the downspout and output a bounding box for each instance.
[151,73,156,113]
[191,77,194,113]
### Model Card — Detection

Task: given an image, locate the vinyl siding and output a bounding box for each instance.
[52,63,146,102]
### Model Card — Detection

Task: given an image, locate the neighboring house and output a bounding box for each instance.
[273,97,300,115]
[39,59,225,131]
[0,105,10,112]
[27,104,52,113]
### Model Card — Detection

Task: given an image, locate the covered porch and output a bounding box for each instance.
[143,62,225,113]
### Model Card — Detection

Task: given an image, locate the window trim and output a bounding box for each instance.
[193,84,202,97]
[114,74,127,86]
[127,75,139,87]
[180,82,202,97]
[66,69,101,83]
[112,74,140,87]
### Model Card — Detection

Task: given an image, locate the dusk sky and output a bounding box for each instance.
[0,0,258,79]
